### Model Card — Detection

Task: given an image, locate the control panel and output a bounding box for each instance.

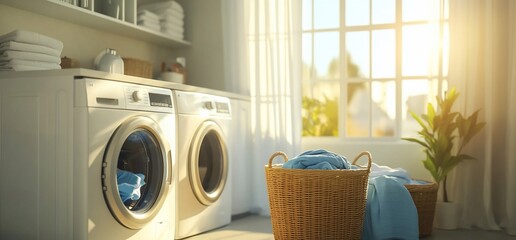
[174,90,231,116]
[77,78,174,113]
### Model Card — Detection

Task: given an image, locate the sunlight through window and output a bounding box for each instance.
[302,0,449,139]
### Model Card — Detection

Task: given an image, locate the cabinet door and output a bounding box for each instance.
[0,76,74,239]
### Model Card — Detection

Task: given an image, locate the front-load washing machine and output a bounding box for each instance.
[0,77,176,239]
[174,90,232,239]
[78,78,176,239]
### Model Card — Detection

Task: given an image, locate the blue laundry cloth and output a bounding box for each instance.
[117,169,146,203]
[281,149,419,239]
[282,149,351,170]
[362,175,419,240]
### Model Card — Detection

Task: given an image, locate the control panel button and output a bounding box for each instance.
[132,90,144,102]
[203,101,214,110]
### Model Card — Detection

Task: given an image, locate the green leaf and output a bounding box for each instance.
[402,137,430,149]
[441,154,469,177]
[462,110,486,146]
[423,157,439,183]
[409,111,429,132]
[457,154,475,161]
[427,103,435,128]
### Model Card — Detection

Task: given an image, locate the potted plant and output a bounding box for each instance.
[403,88,485,229]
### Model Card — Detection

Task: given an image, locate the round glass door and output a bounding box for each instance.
[189,121,228,206]
[102,116,171,229]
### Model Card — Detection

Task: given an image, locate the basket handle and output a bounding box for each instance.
[351,151,372,171]
[268,151,289,168]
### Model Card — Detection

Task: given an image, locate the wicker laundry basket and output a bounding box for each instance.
[265,151,372,240]
[123,58,153,79]
[405,181,438,237]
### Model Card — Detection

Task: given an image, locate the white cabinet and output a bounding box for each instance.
[0,0,190,48]
[0,75,76,239]
[229,98,253,216]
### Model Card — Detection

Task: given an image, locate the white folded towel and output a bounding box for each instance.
[0,62,61,71]
[0,65,60,71]
[1,50,61,63]
[150,8,184,19]
[160,23,184,34]
[0,59,62,69]
[137,15,160,25]
[138,22,161,32]
[137,20,160,27]
[160,17,184,27]
[162,29,184,40]
[139,1,183,13]
[0,30,63,51]
[0,41,61,57]
[137,10,160,21]
[137,9,159,16]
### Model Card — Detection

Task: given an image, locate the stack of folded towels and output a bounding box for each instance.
[0,30,63,71]
[138,1,185,40]
[137,10,161,32]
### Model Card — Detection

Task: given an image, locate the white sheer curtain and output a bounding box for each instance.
[448,0,516,235]
[223,0,302,215]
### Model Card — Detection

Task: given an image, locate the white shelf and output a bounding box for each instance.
[0,0,191,48]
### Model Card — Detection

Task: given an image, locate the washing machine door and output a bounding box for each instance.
[189,120,228,206]
[102,116,171,230]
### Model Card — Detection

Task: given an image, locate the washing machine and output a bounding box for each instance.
[0,77,176,239]
[174,90,232,239]
[79,78,176,239]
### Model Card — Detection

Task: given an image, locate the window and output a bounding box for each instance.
[302,0,449,139]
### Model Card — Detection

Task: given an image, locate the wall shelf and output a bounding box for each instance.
[0,0,191,48]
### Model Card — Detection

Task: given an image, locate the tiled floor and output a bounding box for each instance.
[188,214,516,240]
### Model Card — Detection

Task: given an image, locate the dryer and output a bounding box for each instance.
[0,77,176,239]
[174,90,232,239]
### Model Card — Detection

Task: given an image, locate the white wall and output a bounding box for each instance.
[174,0,226,91]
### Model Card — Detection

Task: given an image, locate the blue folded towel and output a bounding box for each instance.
[282,149,351,170]
[117,169,146,203]
[362,176,419,240]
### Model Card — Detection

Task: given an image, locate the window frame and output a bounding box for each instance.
[302,0,448,141]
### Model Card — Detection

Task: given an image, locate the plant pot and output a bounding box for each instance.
[434,201,460,230]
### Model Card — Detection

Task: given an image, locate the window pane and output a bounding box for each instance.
[371,81,396,137]
[346,31,369,78]
[314,0,339,29]
[302,33,312,82]
[302,81,340,136]
[402,0,429,22]
[403,0,443,22]
[314,31,340,79]
[372,29,395,78]
[402,24,439,77]
[401,79,439,137]
[302,0,312,30]
[347,82,370,137]
[346,0,369,26]
[372,0,395,24]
